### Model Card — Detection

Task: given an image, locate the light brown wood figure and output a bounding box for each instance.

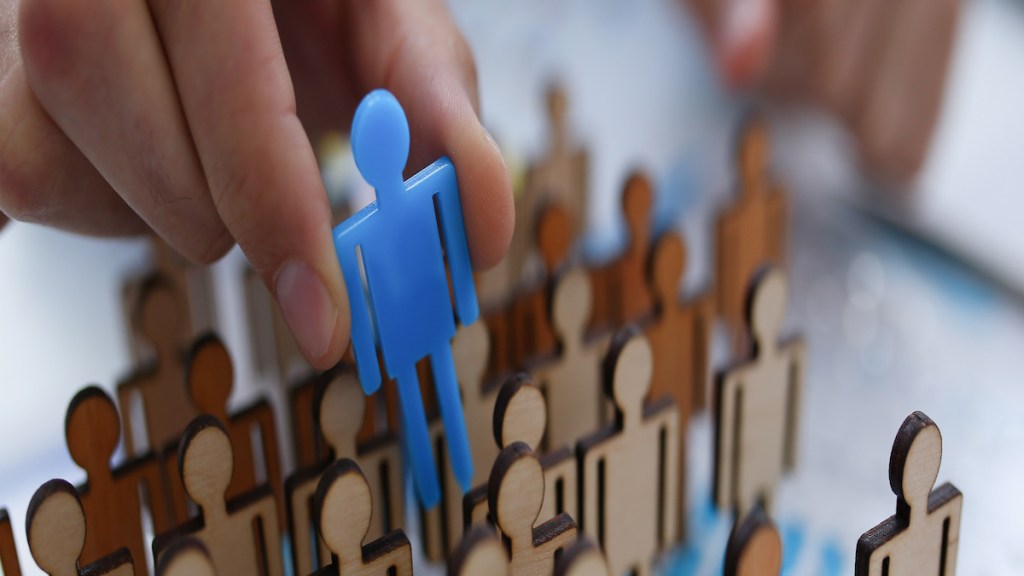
[488,442,578,576]
[286,369,404,576]
[714,267,804,516]
[855,411,962,576]
[464,375,577,533]
[312,459,413,576]
[532,268,607,451]
[448,525,509,576]
[553,537,612,576]
[578,328,680,576]
[0,508,22,576]
[64,386,171,574]
[153,416,282,576]
[169,333,284,527]
[724,507,783,576]
[27,479,134,576]
[455,321,499,490]
[715,115,787,354]
[156,538,217,576]
[117,275,197,457]
[588,172,655,334]
[512,202,574,368]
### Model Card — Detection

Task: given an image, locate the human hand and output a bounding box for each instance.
[0,0,513,368]
[688,0,961,183]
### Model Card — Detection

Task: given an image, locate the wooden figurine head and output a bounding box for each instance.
[157,538,217,576]
[546,85,568,140]
[448,525,509,576]
[555,537,611,576]
[27,479,88,576]
[492,374,546,451]
[737,113,769,197]
[745,267,788,353]
[186,334,234,418]
[136,274,184,354]
[179,416,234,518]
[602,327,654,424]
[622,173,653,249]
[65,387,121,474]
[453,321,490,394]
[890,411,943,517]
[649,233,686,310]
[723,506,782,576]
[315,459,374,563]
[550,269,591,345]
[488,442,545,542]
[536,202,573,273]
[316,370,366,457]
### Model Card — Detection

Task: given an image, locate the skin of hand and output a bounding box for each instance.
[0,0,514,369]
[688,0,962,184]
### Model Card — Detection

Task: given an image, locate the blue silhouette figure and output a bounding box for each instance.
[333,89,478,507]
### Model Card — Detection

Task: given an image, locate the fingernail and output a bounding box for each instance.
[275,260,338,363]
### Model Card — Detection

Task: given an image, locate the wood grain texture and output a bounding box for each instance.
[155,538,216,576]
[724,507,782,576]
[27,479,135,576]
[312,459,413,576]
[448,525,509,576]
[714,267,804,516]
[153,416,282,576]
[553,537,611,576]
[488,442,578,576]
[117,275,197,457]
[286,369,404,576]
[715,116,787,354]
[855,411,962,576]
[578,328,680,576]
[65,386,171,575]
[0,508,22,576]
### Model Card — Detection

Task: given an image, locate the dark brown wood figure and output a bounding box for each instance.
[65,386,171,575]
[715,114,787,353]
[27,479,134,576]
[0,508,21,576]
[855,411,962,576]
[724,506,783,576]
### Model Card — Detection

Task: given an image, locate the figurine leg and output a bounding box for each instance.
[396,367,441,507]
[430,345,473,492]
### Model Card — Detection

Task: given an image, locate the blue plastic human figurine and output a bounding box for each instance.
[333,89,479,507]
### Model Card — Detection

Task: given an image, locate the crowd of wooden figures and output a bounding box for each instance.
[0,91,963,576]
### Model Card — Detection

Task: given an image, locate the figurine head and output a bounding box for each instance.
[890,411,943,515]
[65,386,121,473]
[352,89,410,202]
[316,458,373,561]
[27,479,86,576]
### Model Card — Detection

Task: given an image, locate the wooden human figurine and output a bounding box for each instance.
[578,328,680,576]
[588,172,655,334]
[855,411,962,576]
[532,268,607,450]
[286,368,404,576]
[0,508,21,576]
[117,274,197,456]
[715,114,788,353]
[464,375,577,531]
[553,537,612,576]
[488,442,578,575]
[714,267,804,515]
[27,479,134,576]
[311,458,413,576]
[64,386,171,574]
[156,538,217,576]
[724,507,783,576]
[512,202,574,368]
[153,416,282,576]
[448,525,509,576]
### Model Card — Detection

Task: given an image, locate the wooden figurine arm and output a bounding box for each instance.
[714,369,743,509]
[251,497,284,576]
[932,484,964,575]
[656,406,681,546]
[138,456,174,533]
[692,289,717,411]
[238,403,283,493]
[116,380,141,456]
[783,341,805,471]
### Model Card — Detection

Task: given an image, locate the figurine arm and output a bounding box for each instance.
[714,369,743,509]
[783,341,805,471]
[429,157,479,325]
[334,210,382,393]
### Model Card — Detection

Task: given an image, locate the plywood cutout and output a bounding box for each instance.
[588,172,655,334]
[153,416,282,576]
[65,386,172,574]
[554,537,612,576]
[27,479,134,576]
[312,459,413,576]
[156,538,217,576]
[448,525,509,576]
[532,268,608,450]
[578,329,679,576]
[0,508,22,576]
[714,267,804,516]
[855,411,962,576]
[286,369,404,576]
[724,506,782,576]
[454,322,499,491]
[117,275,197,457]
[488,442,578,576]
[464,375,577,533]
[715,115,787,354]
